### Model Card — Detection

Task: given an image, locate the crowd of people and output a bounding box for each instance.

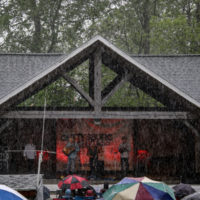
[57,183,109,200]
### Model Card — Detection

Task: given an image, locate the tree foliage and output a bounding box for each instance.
[1,0,200,53]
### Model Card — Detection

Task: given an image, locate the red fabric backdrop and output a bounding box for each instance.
[56,119,134,171]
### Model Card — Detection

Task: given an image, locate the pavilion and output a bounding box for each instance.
[0,36,200,180]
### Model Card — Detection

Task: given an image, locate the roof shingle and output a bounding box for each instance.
[132,55,200,104]
[0,54,66,101]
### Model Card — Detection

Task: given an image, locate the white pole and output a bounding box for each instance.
[37,92,47,188]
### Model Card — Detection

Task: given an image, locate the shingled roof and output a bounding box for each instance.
[132,55,200,106]
[0,36,200,110]
[0,53,66,106]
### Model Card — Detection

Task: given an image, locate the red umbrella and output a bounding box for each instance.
[58,175,89,190]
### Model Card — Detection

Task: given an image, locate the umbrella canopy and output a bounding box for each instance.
[173,183,196,199]
[103,177,176,200]
[43,185,50,200]
[181,192,200,200]
[58,175,89,190]
[0,185,27,200]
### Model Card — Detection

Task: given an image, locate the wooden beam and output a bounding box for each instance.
[62,74,94,107]
[93,48,102,112]
[184,120,200,137]
[103,48,198,111]
[129,76,182,110]
[102,73,132,105]
[103,50,185,109]
[89,56,94,99]
[1,111,191,119]
[0,120,12,134]
[102,52,125,74]
[102,75,123,100]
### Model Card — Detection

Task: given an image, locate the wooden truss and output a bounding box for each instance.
[0,37,199,119]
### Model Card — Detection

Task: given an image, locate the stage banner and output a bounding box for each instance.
[56,119,133,172]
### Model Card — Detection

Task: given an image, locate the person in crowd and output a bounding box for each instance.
[100,183,109,195]
[23,138,36,172]
[76,188,85,197]
[118,136,131,177]
[136,149,151,176]
[85,185,97,198]
[85,189,95,197]
[64,136,79,174]
[64,189,73,200]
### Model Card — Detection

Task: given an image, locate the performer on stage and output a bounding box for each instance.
[87,140,98,177]
[74,135,82,172]
[97,145,104,178]
[64,136,79,175]
[23,138,36,172]
[119,136,131,177]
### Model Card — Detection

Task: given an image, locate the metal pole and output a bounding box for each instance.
[37,92,47,188]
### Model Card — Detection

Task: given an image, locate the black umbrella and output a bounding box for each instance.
[173,183,196,199]
[181,192,200,200]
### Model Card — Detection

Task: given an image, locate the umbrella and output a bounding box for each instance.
[173,183,196,199]
[181,192,200,200]
[58,174,89,190]
[43,185,50,200]
[0,185,27,200]
[103,176,176,200]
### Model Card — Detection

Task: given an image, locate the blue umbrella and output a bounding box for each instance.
[0,185,27,200]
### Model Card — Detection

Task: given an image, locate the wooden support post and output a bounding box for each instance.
[132,120,139,175]
[93,48,102,112]
[184,120,200,173]
[89,56,94,99]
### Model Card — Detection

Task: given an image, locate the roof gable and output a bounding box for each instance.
[0,36,200,110]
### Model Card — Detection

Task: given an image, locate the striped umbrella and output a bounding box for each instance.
[0,185,27,200]
[58,175,89,190]
[103,177,176,200]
